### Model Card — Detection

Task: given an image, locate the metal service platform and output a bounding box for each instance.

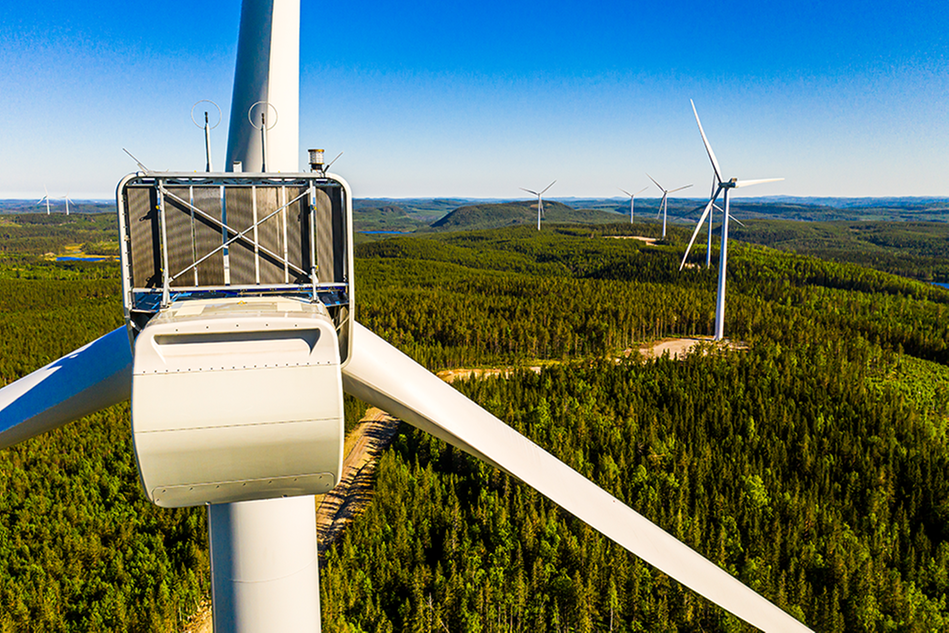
[116,172,354,362]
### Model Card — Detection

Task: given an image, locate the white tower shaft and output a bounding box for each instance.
[225,0,300,173]
[714,189,730,341]
[209,498,321,632]
[211,2,321,632]
[706,176,715,267]
[662,194,668,238]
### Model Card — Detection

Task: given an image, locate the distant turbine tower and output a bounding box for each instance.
[706,174,716,267]
[60,194,73,216]
[680,99,783,340]
[520,180,556,230]
[36,186,51,215]
[647,174,691,238]
[619,186,648,224]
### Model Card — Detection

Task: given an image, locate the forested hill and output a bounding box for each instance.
[730,219,949,283]
[429,201,620,231]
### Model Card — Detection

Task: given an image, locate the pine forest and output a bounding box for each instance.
[0,214,947,632]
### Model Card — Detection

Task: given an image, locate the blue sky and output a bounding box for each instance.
[2,0,947,200]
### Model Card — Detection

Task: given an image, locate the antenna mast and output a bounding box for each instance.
[205,112,212,172]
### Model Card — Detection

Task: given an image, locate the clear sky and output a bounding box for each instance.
[2,0,947,200]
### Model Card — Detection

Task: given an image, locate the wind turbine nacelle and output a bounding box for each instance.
[131,297,344,507]
[116,172,355,508]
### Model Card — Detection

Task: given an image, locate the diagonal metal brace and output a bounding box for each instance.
[159,184,309,281]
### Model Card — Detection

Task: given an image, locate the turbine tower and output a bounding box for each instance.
[60,194,72,216]
[36,186,51,215]
[0,4,810,633]
[619,186,647,223]
[647,174,691,238]
[680,99,783,340]
[706,174,716,267]
[520,180,556,230]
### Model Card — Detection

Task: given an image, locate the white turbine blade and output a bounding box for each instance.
[669,184,693,194]
[540,180,556,196]
[645,173,663,191]
[690,100,723,184]
[619,188,632,197]
[657,193,667,219]
[0,327,132,449]
[734,177,784,189]
[341,323,812,633]
[680,193,719,270]
[636,186,648,195]
[520,187,539,196]
[714,203,747,227]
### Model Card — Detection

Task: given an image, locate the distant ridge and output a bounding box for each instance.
[430,201,620,232]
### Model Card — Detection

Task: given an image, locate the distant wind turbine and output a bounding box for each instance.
[619,186,648,224]
[520,180,556,231]
[680,99,783,340]
[647,174,692,238]
[36,186,51,215]
[60,194,73,216]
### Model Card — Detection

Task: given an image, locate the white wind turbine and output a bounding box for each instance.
[60,194,73,216]
[680,99,783,340]
[646,173,692,238]
[618,186,647,224]
[0,3,810,633]
[520,180,556,230]
[36,186,52,215]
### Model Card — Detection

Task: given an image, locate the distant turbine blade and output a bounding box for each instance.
[0,327,133,449]
[680,190,721,270]
[656,194,666,220]
[520,187,540,196]
[646,173,663,191]
[636,186,648,195]
[734,177,784,189]
[619,188,632,197]
[732,215,747,228]
[690,100,723,184]
[341,323,813,633]
[540,180,556,195]
[669,184,693,194]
